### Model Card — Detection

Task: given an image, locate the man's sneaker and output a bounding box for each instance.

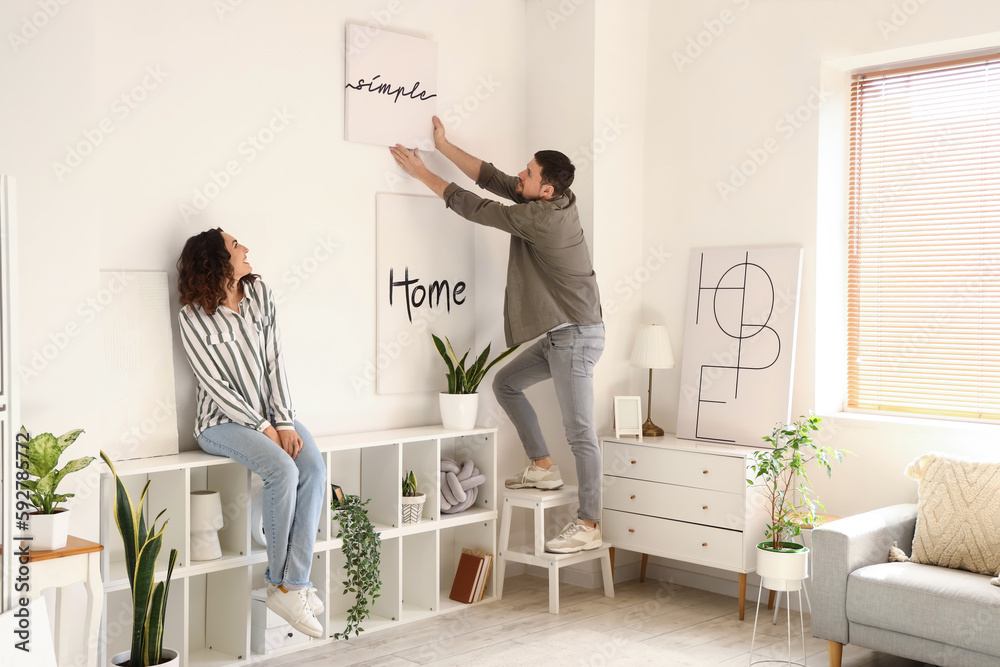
[545,519,602,553]
[266,585,323,638]
[505,462,564,490]
[307,587,325,615]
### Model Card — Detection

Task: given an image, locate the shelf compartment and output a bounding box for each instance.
[189,568,250,665]
[327,534,399,637]
[439,521,496,611]
[401,531,438,620]
[190,462,250,564]
[361,443,400,528]
[440,433,496,517]
[402,438,438,523]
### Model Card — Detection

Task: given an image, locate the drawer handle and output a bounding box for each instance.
[631,460,637,465]
[703,470,709,475]
[628,528,636,533]
[703,505,708,510]
[630,495,636,500]
[702,542,708,547]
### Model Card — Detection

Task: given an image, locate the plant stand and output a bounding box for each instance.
[748,575,806,666]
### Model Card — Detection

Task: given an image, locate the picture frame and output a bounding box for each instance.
[614,396,643,440]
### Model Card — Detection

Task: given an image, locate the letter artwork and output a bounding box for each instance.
[345,74,437,104]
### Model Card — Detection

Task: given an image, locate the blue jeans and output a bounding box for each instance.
[197,420,326,586]
[493,324,605,521]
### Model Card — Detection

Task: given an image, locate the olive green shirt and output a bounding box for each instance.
[443,161,602,346]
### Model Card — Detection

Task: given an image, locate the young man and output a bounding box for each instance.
[390,118,605,554]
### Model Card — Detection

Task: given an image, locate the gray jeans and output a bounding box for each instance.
[493,323,605,521]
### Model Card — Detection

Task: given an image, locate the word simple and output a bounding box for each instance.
[346,74,436,104]
[389,267,466,323]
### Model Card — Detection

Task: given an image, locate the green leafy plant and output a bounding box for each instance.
[331,490,381,639]
[18,426,94,514]
[402,470,419,497]
[431,334,520,394]
[747,414,851,551]
[101,451,178,666]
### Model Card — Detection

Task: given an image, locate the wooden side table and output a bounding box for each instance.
[5,536,104,667]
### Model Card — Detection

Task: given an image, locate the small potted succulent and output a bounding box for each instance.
[401,470,425,524]
[747,414,849,589]
[330,489,382,640]
[19,426,94,551]
[432,334,519,430]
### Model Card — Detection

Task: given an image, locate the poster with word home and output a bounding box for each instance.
[676,247,802,446]
[345,24,437,150]
[376,193,475,394]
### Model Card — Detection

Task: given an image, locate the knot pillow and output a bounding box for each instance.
[905,452,1000,586]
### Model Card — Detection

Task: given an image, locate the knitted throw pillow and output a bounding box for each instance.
[905,452,1000,584]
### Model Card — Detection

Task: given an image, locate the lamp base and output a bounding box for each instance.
[642,418,664,438]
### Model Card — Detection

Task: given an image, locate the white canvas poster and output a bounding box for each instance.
[345,24,437,150]
[676,247,803,446]
[376,193,475,394]
[99,271,179,460]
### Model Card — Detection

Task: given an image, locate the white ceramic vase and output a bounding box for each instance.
[190,490,224,561]
[756,542,809,591]
[30,509,71,551]
[111,648,179,666]
[401,493,426,524]
[439,393,479,430]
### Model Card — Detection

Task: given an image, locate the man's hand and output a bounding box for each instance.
[432,115,447,150]
[390,144,427,179]
[277,429,303,460]
[389,144,450,198]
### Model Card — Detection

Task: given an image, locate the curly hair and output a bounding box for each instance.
[177,228,258,315]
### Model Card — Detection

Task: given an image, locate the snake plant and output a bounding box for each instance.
[431,334,520,394]
[101,451,178,666]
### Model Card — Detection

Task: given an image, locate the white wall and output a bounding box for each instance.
[641,0,1000,533]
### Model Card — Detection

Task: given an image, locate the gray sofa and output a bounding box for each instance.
[811,503,1000,667]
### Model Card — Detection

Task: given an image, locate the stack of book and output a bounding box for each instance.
[448,547,493,604]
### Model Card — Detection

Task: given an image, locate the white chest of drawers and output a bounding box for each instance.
[601,434,766,619]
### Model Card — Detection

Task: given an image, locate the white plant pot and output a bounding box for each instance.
[401,493,426,524]
[30,509,71,551]
[439,393,479,430]
[190,490,223,561]
[111,647,179,666]
[756,542,809,592]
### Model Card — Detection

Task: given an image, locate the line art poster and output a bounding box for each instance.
[345,24,438,150]
[676,247,803,446]
[376,193,475,395]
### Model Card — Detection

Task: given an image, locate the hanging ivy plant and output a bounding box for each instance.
[331,490,382,639]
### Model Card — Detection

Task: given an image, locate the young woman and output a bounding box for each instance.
[176,228,326,638]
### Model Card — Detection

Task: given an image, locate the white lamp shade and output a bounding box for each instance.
[190,490,224,532]
[630,324,675,369]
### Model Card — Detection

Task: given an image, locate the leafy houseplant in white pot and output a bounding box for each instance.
[401,470,425,525]
[101,451,179,666]
[432,334,519,430]
[18,426,94,551]
[747,414,849,590]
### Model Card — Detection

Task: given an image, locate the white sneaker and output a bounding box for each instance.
[307,586,325,615]
[266,585,323,638]
[505,462,564,490]
[545,519,602,553]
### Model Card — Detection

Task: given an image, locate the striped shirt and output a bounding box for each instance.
[178,279,296,437]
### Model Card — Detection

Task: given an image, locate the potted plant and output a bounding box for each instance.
[401,470,425,524]
[18,426,94,551]
[100,451,179,666]
[747,414,849,590]
[330,489,381,639]
[432,334,519,430]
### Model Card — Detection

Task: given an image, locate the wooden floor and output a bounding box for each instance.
[255,575,936,667]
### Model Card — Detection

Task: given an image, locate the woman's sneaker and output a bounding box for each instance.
[545,519,602,553]
[504,462,564,490]
[307,586,325,615]
[266,585,323,638]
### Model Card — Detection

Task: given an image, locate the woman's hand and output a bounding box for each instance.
[277,428,303,459]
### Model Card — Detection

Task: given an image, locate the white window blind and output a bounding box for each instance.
[847,54,1000,421]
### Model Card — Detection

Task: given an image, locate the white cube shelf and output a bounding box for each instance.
[99,426,498,667]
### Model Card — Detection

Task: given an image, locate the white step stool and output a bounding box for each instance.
[496,485,614,614]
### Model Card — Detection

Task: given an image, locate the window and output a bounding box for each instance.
[847,54,1000,422]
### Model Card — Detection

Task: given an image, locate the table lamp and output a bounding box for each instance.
[630,324,675,437]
